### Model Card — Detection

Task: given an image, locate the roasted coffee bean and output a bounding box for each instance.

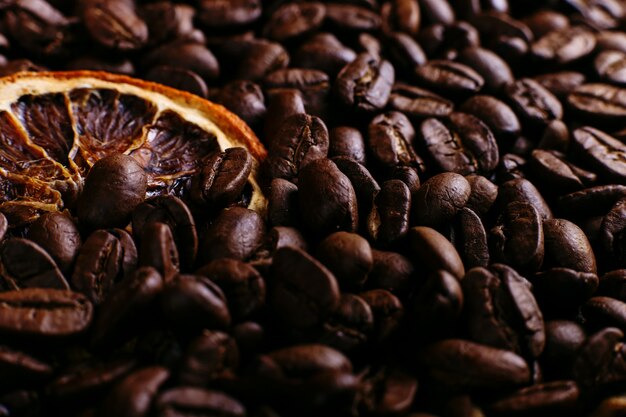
[368,111,422,172]
[197,0,261,28]
[599,270,626,301]
[471,12,533,42]
[412,173,471,228]
[333,157,381,218]
[200,207,265,262]
[227,39,289,81]
[267,226,308,253]
[410,226,465,279]
[178,330,238,386]
[419,339,531,390]
[264,113,329,182]
[573,327,626,392]
[534,71,587,99]
[542,320,586,379]
[267,178,299,227]
[457,47,514,93]
[583,297,626,332]
[529,150,584,193]
[414,60,484,96]
[413,270,463,339]
[155,387,246,417]
[523,10,570,38]
[215,81,266,128]
[486,380,579,416]
[139,222,179,283]
[543,218,596,273]
[271,246,340,328]
[381,0,420,35]
[0,238,68,291]
[558,185,626,217]
[595,51,626,86]
[293,33,357,77]
[384,32,426,73]
[491,201,545,272]
[265,343,352,377]
[365,249,413,293]
[538,120,571,152]
[298,158,358,235]
[463,264,545,357]
[505,78,563,126]
[141,41,220,80]
[263,2,326,42]
[190,147,253,208]
[140,2,195,46]
[419,0,455,24]
[132,195,197,271]
[459,95,520,140]
[359,368,417,415]
[367,180,411,246]
[534,268,599,315]
[195,258,265,320]
[91,267,163,348]
[452,207,489,268]
[531,26,596,65]
[388,83,454,120]
[572,127,626,183]
[0,289,92,338]
[99,367,169,417]
[264,89,305,139]
[81,0,148,51]
[77,154,147,230]
[499,178,553,220]
[325,4,382,33]
[26,212,81,274]
[568,83,626,125]
[335,53,395,112]
[264,68,329,117]
[465,174,498,215]
[419,112,499,175]
[317,232,372,290]
[329,127,366,164]
[319,293,374,351]
[359,289,404,342]
[161,274,231,331]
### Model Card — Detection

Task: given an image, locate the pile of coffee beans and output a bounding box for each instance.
[5,0,626,416]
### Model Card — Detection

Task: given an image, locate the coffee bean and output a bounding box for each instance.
[215,81,266,128]
[414,60,484,96]
[499,178,553,220]
[178,330,238,386]
[0,238,68,291]
[505,78,563,125]
[293,33,357,77]
[200,207,265,262]
[271,246,340,328]
[457,46,514,92]
[264,89,305,139]
[145,66,208,99]
[367,179,411,246]
[534,71,586,99]
[77,154,147,230]
[384,32,426,73]
[412,173,471,228]
[325,4,382,33]
[359,368,417,415]
[139,222,180,283]
[368,111,421,172]
[26,212,81,274]
[413,270,463,339]
[359,289,404,342]
[419,339,531,390]
[0,289,92,338]
[155,387,246,417]
[534,268,599,315]
[81,0,148,51]
[0,346,52,390]
[267,226,308,253]
[333,157,381,219]
[381,0,420,35]
[263,2,326,42]
[531,26,596,64]
[486,380,579,416]
[573,327,626,392]
[319,293,374,351]
[459,95,520,140]
[595,50,626,86]
[99,367,169,417]
[465,174,498,215]
[419,0,455,25]
[267,178,299,227]
[197,0,261,28]
[452,207,489,268]
[543,218,597,273]
[558,185,626,217]
[317,232,372,289]
[572,127,626,183]
[410,226,465,279]
[141,41,220,80]
[529,150,584,193]
[264,68,329,117]
[388,83,454,120]
[542,320,586,379]
[228,39,289,81]
[329,127,366,164]
[298,158,358,235]
[568,83,626,126]
[523,10,570,38]
[335,53,395,112]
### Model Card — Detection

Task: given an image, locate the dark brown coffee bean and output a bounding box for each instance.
[26,212,80,275]
[333,157,381,219]
[197,0,262,28]
[368,180,411,246]
[368,111,421,172]
[574,327,626,391]
[491,202,545,272]
[77,154,147,230]
[457,47,514,92]
[266,343,352,376]
[471,11,533,42]
[419,112,499,175]
[267,226,308,254]
[264,113,329,182]
[271,246,340,328]
[81,0,148,51]
[264,89,305,139]
[498,153,527,182]
[317,232,372,289]
[325,4,382,32]
[329,127,366,164]
[227,39,289,81]
[359,368,417,415]
[568,83,626,125]
[465,174,498,216]
[155,387,245,417]
[179,330,238,386]
[190,147,253,208]
[0,346,51,390]
[601,198,626,267]
[264,68,329,117]
[263,2,326,42]
[202,206,263,261]
[381,0,420,35]
[132,196,197,271]
[534,268,599,315]
[523,10,570,38]
[161,274,231,331]
[293,33,357,77]
[419,339,531,390]
[319,293,374,351]
[414,60,484,96]
[505,78,563,125]
[412,172,471,228]
[452,207,489,268]
[583,296,626,332]
[91,267,163,348]
[0,289,92,337]
[542,320,586,379]
[384,32,426,73]
[139,222,179,283]
[534,71,586,100]
[195,258,265,320]
[499,178,553,220]
[0,238,68,291]
[558,185,626,217]
[486,380,579,416]
[298,158,358,235]
[99,367,169,417]
[359,289,404,342]
[410,226,465,279]
[413,270,463,339]
[419,0,455,24]
[335,53,395,112]
[544,218,596,273]
[595,51,626,86]
[215,81,266,127]
[600,270,626,302]
[529,150,584,193]
[531,26,596,64]
[267,178,299,227]
[139,2,195,46]
[388,83,454,120]
[460,95,520,140]
[141,41,220,80]
[68,56,135,75]
[538,120,571,152]
[572,126,626,183]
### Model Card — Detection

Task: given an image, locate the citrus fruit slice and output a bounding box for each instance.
[0,71,267,226]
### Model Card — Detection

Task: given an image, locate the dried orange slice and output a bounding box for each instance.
[0,71,267,226]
